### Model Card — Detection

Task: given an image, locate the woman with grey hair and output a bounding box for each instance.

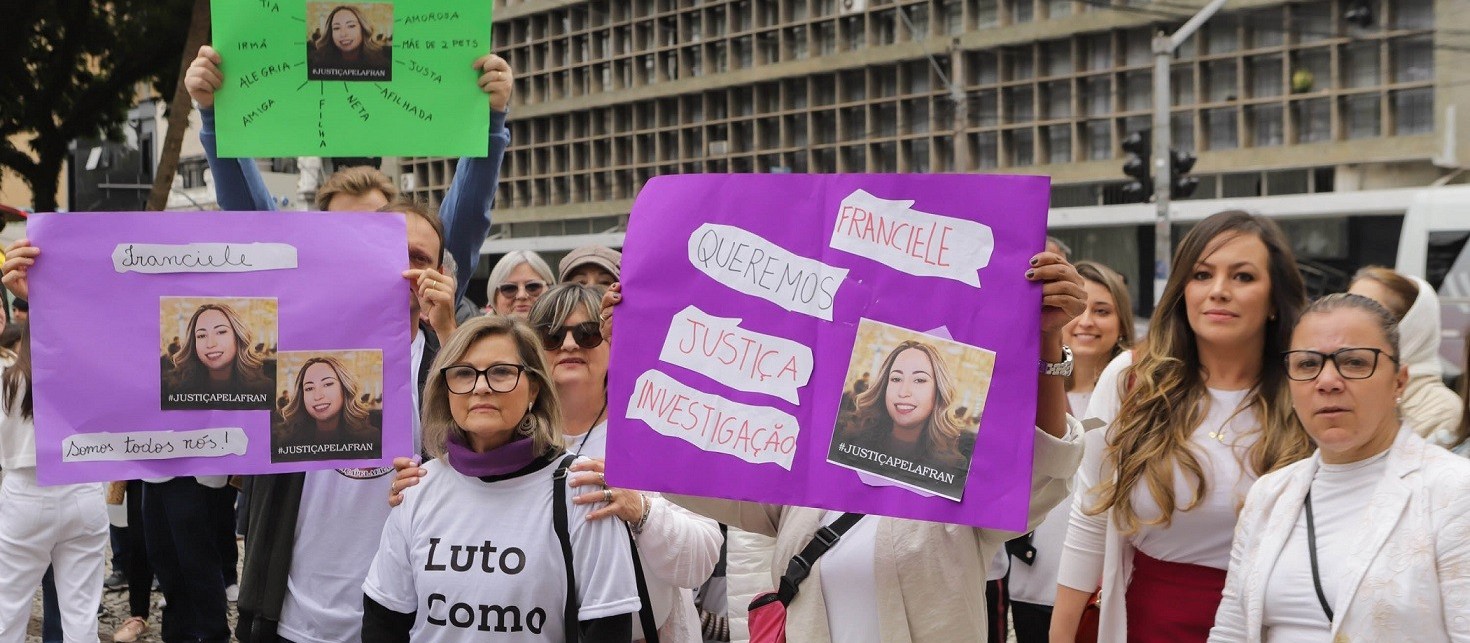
[485,251,556,320]
[1209,293,1470,642]
[363,315,641,642]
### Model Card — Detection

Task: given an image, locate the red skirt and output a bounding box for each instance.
[1124,550,1227,643]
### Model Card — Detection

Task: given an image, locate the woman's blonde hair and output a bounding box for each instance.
[421,316,563,459]
[170,303,269,388]
[1350,265,1419,319]
[838,340,971,469]
[278,356,374,438]
[1067,260,1135,390]
[1090,211,1313,534]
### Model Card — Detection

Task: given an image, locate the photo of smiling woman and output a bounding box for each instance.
[271,351,384,463]
[160,298,277,410]
[306,3,393,81]
[828,320,996,501]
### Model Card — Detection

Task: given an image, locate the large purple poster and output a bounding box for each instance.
[605,174,1050,530]
[28,212,413,485]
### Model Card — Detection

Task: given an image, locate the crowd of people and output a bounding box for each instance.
[1,42,1469,643]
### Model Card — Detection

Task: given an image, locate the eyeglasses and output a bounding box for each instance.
[441,363,526,394]
[540,321,604,351]
[496,281,546,299]
[1282,348,1398,382]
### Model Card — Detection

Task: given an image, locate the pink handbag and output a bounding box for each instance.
[745,513,865,643]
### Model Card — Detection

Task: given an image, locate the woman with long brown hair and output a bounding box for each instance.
[162,303,274,407]
[837,340,975,473]
[1051,211,1314,642]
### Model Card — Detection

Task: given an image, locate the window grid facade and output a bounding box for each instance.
[401,0,1436,234]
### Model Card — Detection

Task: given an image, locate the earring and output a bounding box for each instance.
[518,416,534,435]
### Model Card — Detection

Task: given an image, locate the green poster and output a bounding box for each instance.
[212,0,492,157]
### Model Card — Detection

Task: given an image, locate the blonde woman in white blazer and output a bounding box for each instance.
[1209,293,1470,643]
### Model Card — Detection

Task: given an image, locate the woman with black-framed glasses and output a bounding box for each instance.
[362,314,643,642]
[1209,293,1470,642]
[393,284,723,642]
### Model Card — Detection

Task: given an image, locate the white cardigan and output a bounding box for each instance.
[1208,427,1470,643]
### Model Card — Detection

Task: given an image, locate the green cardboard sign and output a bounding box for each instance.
[212,0,491,157]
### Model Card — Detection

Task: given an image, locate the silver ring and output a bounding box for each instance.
[603,489,613,503]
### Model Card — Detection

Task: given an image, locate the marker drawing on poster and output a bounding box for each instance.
[605,174,1050,530]
[830,189,996,287]
[62,428,249,462]
[658,305,814,404]
[114,243,298,273]
[626,369,800,471]
[29,211,413,485]
[687,223,849,321]
[212,0,491,156]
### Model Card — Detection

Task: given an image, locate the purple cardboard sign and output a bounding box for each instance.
[605,174,1050,530]
[28,212,413,485]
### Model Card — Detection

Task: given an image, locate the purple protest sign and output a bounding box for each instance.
[27,212,412,485]
[605,174,1050,530]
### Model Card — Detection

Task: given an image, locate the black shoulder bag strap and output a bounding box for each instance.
[552,453,582,643]
[775,513,866,605]
[1303,492,1334,623]
[626,530,663,643]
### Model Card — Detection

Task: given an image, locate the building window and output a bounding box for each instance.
[1204,60,1238,103]
[1082,76,1111,117]
[1123,71,1151,112]
[1248,104,1284,147]
[1342,43,1380,89]
[1393,88,1433,135]
[1248,55,1283,98]
[1343,93,1381,139]
[1043,81,1072,120]
[1394,0,1433,30]
[1046,125,1071,164]
[1005,86,1035,123]
[1392,36,1433,83]
[972,131,999,169]
[1007,128,1035,166]
[1291,48,1332,94]
[975,0,999,28]
[1205,108,1238,150]
[1085,119,1111,160]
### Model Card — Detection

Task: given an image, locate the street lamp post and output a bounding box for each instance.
[1152,0,1229,305]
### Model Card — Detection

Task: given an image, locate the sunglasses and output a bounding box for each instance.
[497,281,546,298]
[540,321,604,351]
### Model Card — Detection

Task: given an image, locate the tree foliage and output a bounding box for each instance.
[0,0,194,213]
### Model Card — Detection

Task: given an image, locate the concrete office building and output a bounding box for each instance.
[398,0,1465,301]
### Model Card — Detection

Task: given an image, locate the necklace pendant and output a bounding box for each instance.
[1208,430,1226,443]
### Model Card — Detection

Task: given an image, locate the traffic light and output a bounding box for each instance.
[1121,131,1152,203]
[1171,149,1199,198]
[1344,1,1373,28]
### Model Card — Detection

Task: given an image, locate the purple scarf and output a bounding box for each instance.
[445,431,538,478]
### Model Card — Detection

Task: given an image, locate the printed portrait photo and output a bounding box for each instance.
[160,297,278,411]
[306,2,394,82]
[828,319,997,501]
[270,350,384,463]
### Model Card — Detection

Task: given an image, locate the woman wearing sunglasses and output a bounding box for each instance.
[363,315,642,642]
[1209,293,1470,642]
[486,250,556,320]
[392,284,723,642]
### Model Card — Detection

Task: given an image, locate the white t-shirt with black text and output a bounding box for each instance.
[363,456,641,641]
